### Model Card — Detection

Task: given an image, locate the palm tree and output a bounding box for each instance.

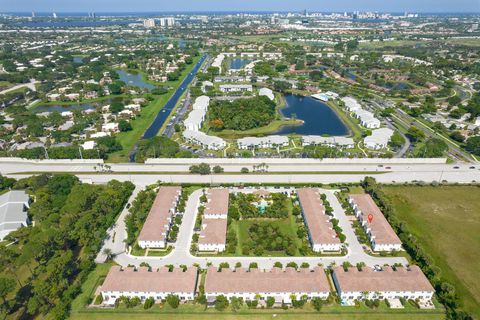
[103,248,114,261]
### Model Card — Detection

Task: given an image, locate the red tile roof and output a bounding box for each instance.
[333,266,434,293]
[138,186,181,242]
[349,194,402,246]
[101,266,197,293]
[297,188,340,245]
[205,266,330,294]
[204,188,229,216]
[198,218,227,245]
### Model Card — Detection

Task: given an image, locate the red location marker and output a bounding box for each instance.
[367,213,374,224]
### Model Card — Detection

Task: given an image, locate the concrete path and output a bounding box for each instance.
[95,185,143,263]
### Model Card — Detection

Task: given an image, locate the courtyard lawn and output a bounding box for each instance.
[383,185,480,318]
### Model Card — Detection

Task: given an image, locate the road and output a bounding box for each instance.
[95,185,142,263]
[104,187,407,269]
[369,100,411,157]
[371,98,474,162]
[0,79,37,95]
[3,159,480,185]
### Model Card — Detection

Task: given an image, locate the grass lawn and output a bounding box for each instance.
[71,262,115,312]
[70,312,443,320]
[209,119,302,139]
[71,294,444,320]
[107,56,201,162]
[383,185,480,318]
[219,198,305,257]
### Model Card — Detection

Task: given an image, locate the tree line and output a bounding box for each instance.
[0,174,134,319]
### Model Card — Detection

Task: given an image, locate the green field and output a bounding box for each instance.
[383,185,480,318]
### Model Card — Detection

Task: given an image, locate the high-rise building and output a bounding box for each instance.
[53,12,57,19]
[143,18,156,28]
[159,17,175,27]
[31,11,36,18]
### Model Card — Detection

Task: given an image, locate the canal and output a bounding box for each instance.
[275,94,349,136]
[142,54,207,139]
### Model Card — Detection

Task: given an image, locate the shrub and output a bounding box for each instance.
[144,297,154,309]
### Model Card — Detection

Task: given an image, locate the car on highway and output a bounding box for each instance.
[469,166,476,169]
[385,166,391,169]
[453,166,460,169]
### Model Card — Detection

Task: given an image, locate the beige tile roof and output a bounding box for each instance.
[333,266,434,293]
[138,186,181,242]
[297,188,340,245]
[204,188,229,216]
[349,194,402,245]
[198,218,227,245]
[101,266,197,293]
[205,266,330,294]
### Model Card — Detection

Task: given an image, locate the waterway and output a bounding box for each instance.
[142,54,208,139]
[275,94,348,136]
[116,70,156,90]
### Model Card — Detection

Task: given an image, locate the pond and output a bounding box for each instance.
[384,82,410,90]
[230,58,251,70]
[34,97,127,113]
[73,56,84,64]
[116,70,156,90]
[34,103,96,113]
[275,94,349,136]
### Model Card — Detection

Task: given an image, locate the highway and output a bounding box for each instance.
[2,158,479,185]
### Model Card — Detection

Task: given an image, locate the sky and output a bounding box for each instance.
[1,0,479,13]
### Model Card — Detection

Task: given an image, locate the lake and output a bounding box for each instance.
[230,58,250,70]
[116,70,156,90]
[34,97,127,112]
[275,94,348,136]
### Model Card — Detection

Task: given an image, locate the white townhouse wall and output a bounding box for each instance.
[183,130,226,150]
[259,87,275,101]
[341,97,381,129]
[192,95,210,111]
[348,194,402,252]
[297,188,342,252]
[138,186,181,249]
[364,128,394,150]
[205,267,330,304]
[100,266,198,305]
[219,84,253,93]
[301,136,354,149]
[211,54,225,73]
[263,52,283,60]
[332,266,435,303]
[240,52,261,58]
[184,109,206,131]
[0,191,30,240]
[237,135,289,149]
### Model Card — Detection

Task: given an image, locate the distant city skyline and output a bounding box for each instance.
[2,0,479,13]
